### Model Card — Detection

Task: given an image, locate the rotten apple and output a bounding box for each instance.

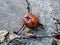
[23,13,39,28]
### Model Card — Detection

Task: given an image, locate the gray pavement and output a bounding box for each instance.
[0,0,60,45]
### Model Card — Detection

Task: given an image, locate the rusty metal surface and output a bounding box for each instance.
[0,0,60,45]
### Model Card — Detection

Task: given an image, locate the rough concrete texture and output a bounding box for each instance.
[27,0,60,45]
[0,0,27,31]
[0,0,60,45]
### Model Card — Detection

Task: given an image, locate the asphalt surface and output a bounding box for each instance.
[0,0,60,45]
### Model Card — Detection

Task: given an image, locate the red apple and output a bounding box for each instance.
[23,13,39,28]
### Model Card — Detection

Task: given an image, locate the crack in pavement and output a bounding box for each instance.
[25,0,31,13]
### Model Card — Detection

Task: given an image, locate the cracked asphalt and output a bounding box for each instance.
[0,0,60,45]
